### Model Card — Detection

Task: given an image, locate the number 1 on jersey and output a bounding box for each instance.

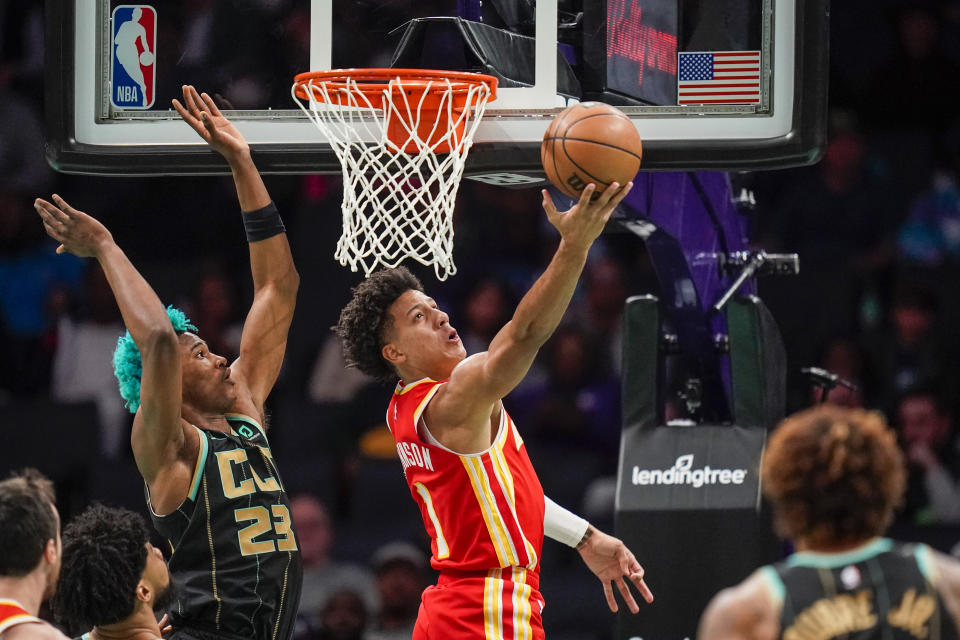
[414,482,449,559]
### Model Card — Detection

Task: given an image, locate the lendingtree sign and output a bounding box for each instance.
[630,453,748,488]
[617,424,766,511]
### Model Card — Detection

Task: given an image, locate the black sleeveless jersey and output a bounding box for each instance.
[149,414,302,640]
[763,538,958,640]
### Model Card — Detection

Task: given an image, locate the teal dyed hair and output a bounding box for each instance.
[112,306,197,414]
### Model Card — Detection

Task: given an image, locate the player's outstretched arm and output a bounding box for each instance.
[33,196,187,486]
[697,571,780,640]
[173,85,299,416]
[436,182,631,435]
[575,524,654,613]
[543,496,652,612]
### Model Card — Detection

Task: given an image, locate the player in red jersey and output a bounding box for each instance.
[0,469,70,640]
[338,182,653,639]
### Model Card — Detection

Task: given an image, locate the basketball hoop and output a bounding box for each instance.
[292,69,498,280]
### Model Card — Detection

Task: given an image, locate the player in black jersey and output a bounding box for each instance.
[699,405,960,640]
[34,84,302,640]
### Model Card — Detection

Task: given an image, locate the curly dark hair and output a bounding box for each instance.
[337,267,424,380]
[0,468,57,577]
[53,504,149,633]
[762,406,906,546]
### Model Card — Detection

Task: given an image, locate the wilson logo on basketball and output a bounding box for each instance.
[631,454,747,488]
[566,174,588,192]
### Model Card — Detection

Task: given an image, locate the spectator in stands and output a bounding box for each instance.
[0,190,84,396]
[568,255,628,375]
[895,386,960,525]
[808,336,868,408]
[365,542,428,640]
[865,5,960,135]
[897,123,960,267]
[863,286,948,405]
[295,589,368,640]
[457,278,511,356]
[509,325,621,459]
[292,494,377,636]
[51,263,128,458]
[184,264,242,363]
[758,116,901,378]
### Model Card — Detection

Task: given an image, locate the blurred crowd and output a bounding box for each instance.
[2,1,960,638]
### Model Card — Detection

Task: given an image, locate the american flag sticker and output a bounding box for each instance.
[677,51,761,105]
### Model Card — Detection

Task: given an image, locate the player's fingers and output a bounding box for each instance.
[598,181,632,223]
[616,577,640,614]
[632,575,655,603]
[37,209,60,231]
[541,189,560,220]
[51,194,79,217]
[591,181,621,209]
[200,111,216,133]
[35,202,67,229]
[200,91,223,117]
[576,183,597,210]
[182,85,198,112]
[618,548,639,573]
[42,222,65,244]
[33,198,57,218]
[603,580,619,613]
[184,85,204,115]
[608,181,634,209]
[172,98,199,126]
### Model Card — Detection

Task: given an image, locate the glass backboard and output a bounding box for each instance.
[45,0,828,178]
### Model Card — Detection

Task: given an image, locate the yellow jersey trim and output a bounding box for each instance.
[394,377,436,395]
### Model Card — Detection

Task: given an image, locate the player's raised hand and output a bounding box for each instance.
[541,181,633,251]
[576,525,654,613]
[172,84,250,162]
[158,613,173,636]
[34,195,114,258]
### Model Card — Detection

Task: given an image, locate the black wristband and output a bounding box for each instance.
[576,524,594,549]
[241,201,285,243]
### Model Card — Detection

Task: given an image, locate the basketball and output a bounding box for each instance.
[541,102,643,199]
[139,51,154,66]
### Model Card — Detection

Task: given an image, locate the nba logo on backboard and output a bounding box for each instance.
[110,5,156,109]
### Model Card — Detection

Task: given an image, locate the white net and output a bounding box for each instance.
[292,72,496,280]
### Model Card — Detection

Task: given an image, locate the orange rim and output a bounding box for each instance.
[292,68,498,106]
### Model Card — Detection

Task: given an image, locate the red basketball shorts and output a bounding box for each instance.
[413,567,545,640]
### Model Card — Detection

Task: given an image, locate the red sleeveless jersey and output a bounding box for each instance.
[0,600,41,635]
[386,378,545,575]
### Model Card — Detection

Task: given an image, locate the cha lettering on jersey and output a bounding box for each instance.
[216,447,282,499]
[783,586,939,640]
[783,590,877,640]
[887,589,937,639]
[397,441,434,472]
